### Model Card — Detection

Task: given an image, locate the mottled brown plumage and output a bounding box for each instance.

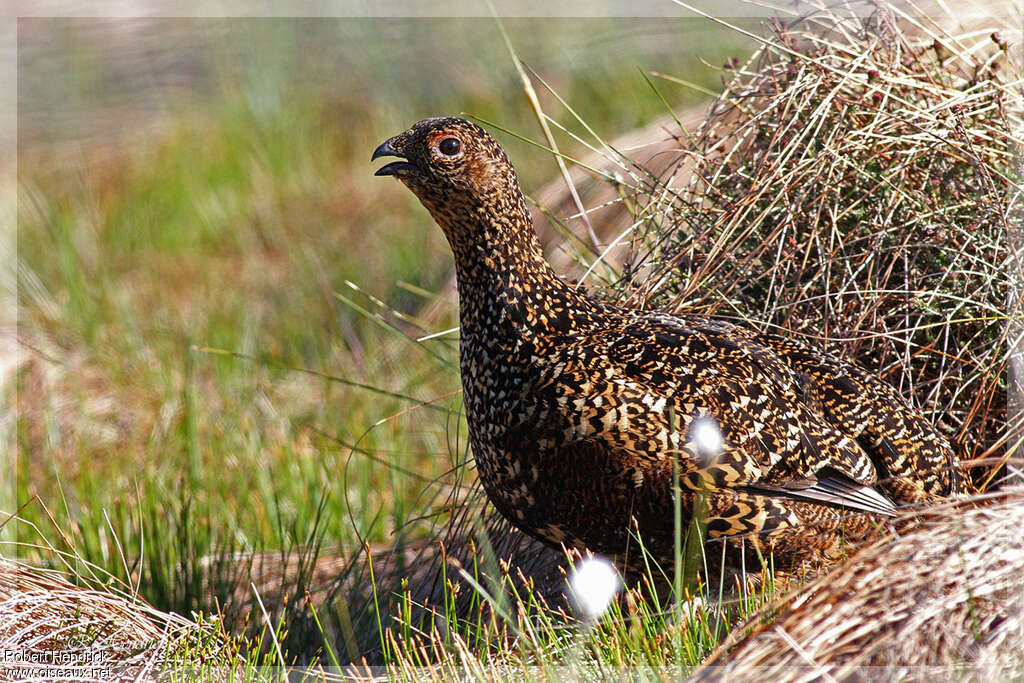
[373,117,962,574]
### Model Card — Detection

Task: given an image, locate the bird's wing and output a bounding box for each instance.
[743,329,961,500]
[531,311,883,500]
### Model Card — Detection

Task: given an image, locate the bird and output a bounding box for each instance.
[372,116,962,576]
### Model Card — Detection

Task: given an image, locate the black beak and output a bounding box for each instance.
[372,138,418,177]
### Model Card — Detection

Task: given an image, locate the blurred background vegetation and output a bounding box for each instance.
[14,17,752,608]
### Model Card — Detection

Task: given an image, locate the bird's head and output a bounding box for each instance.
[372,117,527,241]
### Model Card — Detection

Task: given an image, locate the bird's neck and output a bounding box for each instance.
[427,190,597,337]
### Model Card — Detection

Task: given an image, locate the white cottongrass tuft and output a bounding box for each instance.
[567,556,620,621]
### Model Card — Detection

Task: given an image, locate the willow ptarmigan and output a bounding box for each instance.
[373,117,962,574]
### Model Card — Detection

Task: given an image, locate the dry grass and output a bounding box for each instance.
[0,557,235,681]
[697,483,1024,679]
[608,1,1022,491]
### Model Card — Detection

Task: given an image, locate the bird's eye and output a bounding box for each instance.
[438,137,462,157]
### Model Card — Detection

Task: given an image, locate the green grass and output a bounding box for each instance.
[11,15,759,677]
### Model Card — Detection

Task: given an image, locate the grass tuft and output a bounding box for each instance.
[611,2,1022,492]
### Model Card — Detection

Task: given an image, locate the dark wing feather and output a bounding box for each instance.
[740,469,897,516]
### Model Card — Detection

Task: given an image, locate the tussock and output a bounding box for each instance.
[0,558,234,681]
[697,485,1024,679]
[612,1,1022,489]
